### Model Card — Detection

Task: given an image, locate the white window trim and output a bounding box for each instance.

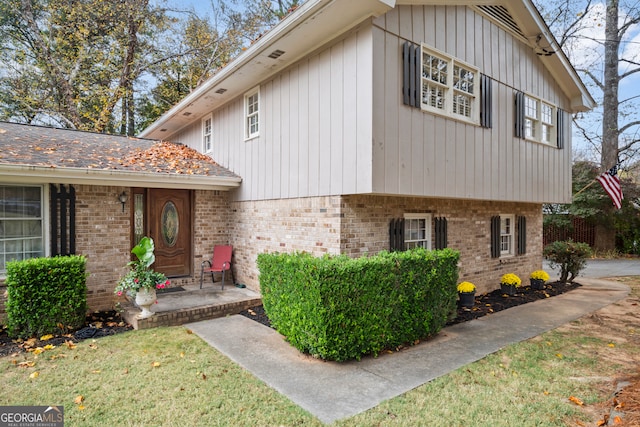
[420,44,479,125]
[524,93,556,145]
[500,214,515,257]
[244,86,260,140]
[202,114,212,153]
[0,184,49,277]
[404,213,432,250]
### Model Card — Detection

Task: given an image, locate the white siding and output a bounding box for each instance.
[371,5,573,203]
[170,26,375,202]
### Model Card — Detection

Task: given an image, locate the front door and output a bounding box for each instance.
[148,189,192,277]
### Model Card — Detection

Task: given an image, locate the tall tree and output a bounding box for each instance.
[535,0,640,250]
[0,0,169,133]
[535,0,640,169]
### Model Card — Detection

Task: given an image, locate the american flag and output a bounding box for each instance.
[596,165,623,209]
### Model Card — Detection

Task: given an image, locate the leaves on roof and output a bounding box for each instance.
[120,142,221,175]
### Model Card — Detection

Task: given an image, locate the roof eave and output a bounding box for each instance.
[139,0,396,140]
[0,164,242,191]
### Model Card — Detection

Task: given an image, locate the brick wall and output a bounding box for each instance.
[1,185,230,319]
[75,184,132,311]
[231,195,543,296]
[339,195,543,295]
[229,196,343,288]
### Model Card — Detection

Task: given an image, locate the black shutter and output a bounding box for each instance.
[490,215,501,258]
[517,216,527,255]
[389,218,405,251]
[515,91,525,138]
[557,108,565,149]
[402,42,421,108]
[480,74,493,128]
[402,42,411,106]
[50,184,76,256]
[434,217,448,249]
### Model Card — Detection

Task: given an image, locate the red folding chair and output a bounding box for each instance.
[200,245,234,289]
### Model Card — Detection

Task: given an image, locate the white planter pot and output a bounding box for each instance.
[135,288,157,319]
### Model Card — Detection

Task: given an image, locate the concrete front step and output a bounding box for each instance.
[121,285,262,330]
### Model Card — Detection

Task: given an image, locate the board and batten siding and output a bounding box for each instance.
[371,5,572,204]
[171,26,375,202]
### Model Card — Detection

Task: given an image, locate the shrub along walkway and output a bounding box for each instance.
[188,277,630,424]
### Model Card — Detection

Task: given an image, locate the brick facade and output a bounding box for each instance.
[1,185,230,318]
[1,187,542,319]
[231,195,543,296]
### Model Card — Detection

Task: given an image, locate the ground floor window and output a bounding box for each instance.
[0,184,45,274]
[404,213,432,249]
[500,214,515,256]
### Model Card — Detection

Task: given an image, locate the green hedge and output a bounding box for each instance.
[5,256,88,339]
[257,248,459,361]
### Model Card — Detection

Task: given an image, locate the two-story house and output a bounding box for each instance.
[141,0,594,295]
[0,0,594,316]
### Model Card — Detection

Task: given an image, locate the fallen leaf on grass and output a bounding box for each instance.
[569,396,584,406]
[607,343,615,348]
[43,344,55,350]
[31,347,44,355]
[65,341,77,349]
[40,334,54,341]
[18,361,36,368]
[74,395,84,405]
[29,372,39,379]
[151,362,161,368]
[185,329,193,334]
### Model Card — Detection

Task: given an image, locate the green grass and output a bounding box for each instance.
[3,279,638,426]
[0,328,318,426]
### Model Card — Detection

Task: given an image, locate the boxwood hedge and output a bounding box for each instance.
[5,255,88,338]
[257,248,459,361]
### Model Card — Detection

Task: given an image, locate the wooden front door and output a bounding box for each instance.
[148,189,192,277]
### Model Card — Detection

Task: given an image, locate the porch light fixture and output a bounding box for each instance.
[118,191,128,212]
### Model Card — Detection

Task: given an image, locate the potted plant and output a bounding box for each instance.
[457,281,476,308]
[114,237,170,319]
[500,273,521,296]
[529,270,550,290]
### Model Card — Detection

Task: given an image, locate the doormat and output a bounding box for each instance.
[157,286,186,294]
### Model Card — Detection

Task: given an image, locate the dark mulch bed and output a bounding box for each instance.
[0,311,132,358]
[239,281,581,329]
[0,282,579,359]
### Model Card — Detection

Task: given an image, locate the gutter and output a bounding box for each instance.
[0,164,242,191]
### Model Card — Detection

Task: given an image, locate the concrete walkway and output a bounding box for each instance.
[188,261,636,424]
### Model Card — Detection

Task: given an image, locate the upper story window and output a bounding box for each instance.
[404,213,432,250]
[524,94,556,145]
[202,115,212,153]
[421,45,479,124]
[1,184,45,275]
[245,87,260,139]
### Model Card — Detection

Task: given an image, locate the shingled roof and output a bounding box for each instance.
[0,122,241,190]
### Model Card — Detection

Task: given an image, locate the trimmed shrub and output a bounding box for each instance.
[5,255,88,338]
[257,248,459,361]
[543,239,592,283]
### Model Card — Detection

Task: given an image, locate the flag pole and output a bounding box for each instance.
[573,180,597,197]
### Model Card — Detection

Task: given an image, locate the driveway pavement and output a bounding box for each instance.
[545,258,640,278]
[188,259,635,424]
